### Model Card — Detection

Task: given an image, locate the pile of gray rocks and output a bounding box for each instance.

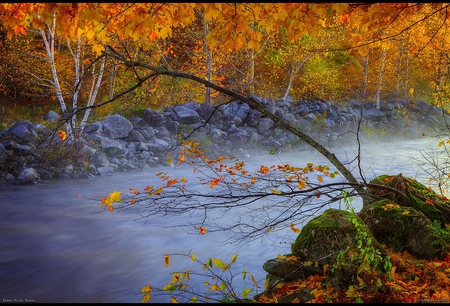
[1,96,448,184]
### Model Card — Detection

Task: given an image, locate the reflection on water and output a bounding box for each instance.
[0,137,442,302]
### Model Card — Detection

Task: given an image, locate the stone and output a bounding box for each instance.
[16,168,39,184]
[102,114,133,139]
[143,108,166,127]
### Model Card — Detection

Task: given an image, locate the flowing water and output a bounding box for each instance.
[0,137,444,303]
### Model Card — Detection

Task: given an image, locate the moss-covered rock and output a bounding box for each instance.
[368,173,450,224]
[364,173,450,259]
[358,199,446,260]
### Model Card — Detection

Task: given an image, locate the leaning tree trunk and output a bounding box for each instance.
[103,48,372,204]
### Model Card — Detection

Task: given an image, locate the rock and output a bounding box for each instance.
[143,108,166,127]
[290,209,386,288]
[97,166,115,176]
[256,117,274,134]
[102,114,133,139]
[100,137,123,157]
[362,107,385,121]
[364,173,450,259]
[16,168,39,184]
[44,110,59,123]
[174,105,200,124]
[6,121,37,143]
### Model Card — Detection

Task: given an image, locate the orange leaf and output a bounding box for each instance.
[199,227,207,234]
[317,175,323,183]
[259,165,269,175]
[426,199,434,205]
[130,198,136,205]
[290,222,301,233]
[164,255,170,267]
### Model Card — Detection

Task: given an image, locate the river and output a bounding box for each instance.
[0,136,445,303]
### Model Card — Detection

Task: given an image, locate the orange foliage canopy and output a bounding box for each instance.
[1,3,447,54]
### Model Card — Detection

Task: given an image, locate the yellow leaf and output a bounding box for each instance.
[170,296,178,303]
[402,209,410,215]
[242,288,252,298]
[210,284,220,291]
[92,43,104,56]
[186,269,190,281]
[190,296,198,303]
[250,273,259,287]
[164,255,170,267]
[85,29,96,39]
[213,258,224,268]
[271,189,282,195]
[323,264,329,275]
[317,175,324,183]
[190,254,196,262]
[231,254,238,264]
[171,272,179,284]
[141,293,150,303]
[141,284,152,293]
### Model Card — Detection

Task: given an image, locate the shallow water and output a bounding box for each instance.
[0,137,442,302]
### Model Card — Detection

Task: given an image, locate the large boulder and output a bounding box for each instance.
[362,173,450,260]
[173,105,200,124]
[16,168,39,184]
[6,121,37,143]
[102,114,133,139]
[143,108,166,127]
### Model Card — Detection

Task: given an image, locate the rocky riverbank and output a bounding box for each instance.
[1,96,448,184]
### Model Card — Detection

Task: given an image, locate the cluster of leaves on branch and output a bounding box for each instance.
[99,140,344,241]
[139,252,262,303]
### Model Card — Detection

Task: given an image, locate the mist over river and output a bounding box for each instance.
[0,137,443,303]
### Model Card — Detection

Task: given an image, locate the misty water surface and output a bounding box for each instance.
[0,137,443,302]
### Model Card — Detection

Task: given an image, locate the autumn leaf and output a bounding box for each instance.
[317,175,324,183]
[213,258,224,269]
[170,296,178,303]
[141,293,150,303]
[209,178,220,189]
[271,188,282,195]
[141,284,152,293]
[250,273,260,288]
[170,272,180,284]
[259,165,269,174]
[426,199,434,205]
[402,209,410,215]
[231,254,238,264]
[164,255,170,267]
[242,288,252,297]
[199,226,207,234]
[290,222,301,233]
[190,296,198,303]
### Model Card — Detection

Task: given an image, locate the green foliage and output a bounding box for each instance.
[428,220,450,246]
[141,253,260,303]
[333,191,392,301]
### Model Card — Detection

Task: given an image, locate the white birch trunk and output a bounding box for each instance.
[80,56,106,130]
[39,12,72,136]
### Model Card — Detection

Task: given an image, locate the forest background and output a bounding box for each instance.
[1,3,450,130]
